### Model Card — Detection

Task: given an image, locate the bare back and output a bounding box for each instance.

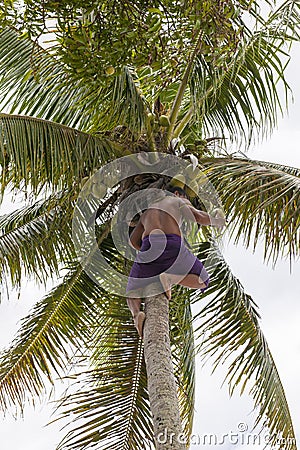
[140,196,186,238]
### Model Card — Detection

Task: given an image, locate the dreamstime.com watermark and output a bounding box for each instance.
[157,423,296,447]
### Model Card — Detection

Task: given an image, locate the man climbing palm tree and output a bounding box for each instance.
[126,186,226,337]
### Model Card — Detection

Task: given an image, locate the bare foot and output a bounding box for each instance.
[134,311,146,339]
[159,273,171,300]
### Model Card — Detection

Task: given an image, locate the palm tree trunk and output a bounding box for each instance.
[143,285,186,450]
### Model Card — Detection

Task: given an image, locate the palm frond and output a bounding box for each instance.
[200,156,300,263]
[0,113,116,192]
[251,159,300,177]
[187,0,300,145]
[0,263,108,412]
[89,66,148,134]
[266,0,300,40]
[189,34,289,146]
[0,217,112,411]
[0,29,149,136]
[0,28,91,129]
[192,242,296,450]
[55,295,154,450]
[0,193,74,287]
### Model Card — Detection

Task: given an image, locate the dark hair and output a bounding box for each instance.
[166,185,188,198]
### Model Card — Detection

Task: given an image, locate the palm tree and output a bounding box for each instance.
[0,1,299,449]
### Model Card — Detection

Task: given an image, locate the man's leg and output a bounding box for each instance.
[160,273,207,299]
[126,297,145,338]
[159,274,172,300]
[176,273,207,289]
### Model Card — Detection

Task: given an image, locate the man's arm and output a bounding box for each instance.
[179,198,226,227]
[129,219,144,250]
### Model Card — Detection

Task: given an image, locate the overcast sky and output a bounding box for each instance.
[0,40,299,450]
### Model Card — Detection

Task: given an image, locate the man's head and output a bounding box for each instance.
[166,185,188,198]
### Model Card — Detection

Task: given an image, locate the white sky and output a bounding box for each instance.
[0,36,299,450]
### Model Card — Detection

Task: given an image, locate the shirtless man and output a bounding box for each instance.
[126,186,226,337]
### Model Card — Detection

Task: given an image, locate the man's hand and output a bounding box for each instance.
[209,208,227,228]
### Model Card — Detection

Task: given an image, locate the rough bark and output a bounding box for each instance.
[143,284,186,450]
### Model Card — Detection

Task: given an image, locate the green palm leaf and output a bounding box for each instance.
[0,193,74,287]
[189,34,289,145]
[0,219,112,411]
[88,66,148,134]
[266,0,300,40]
[251,159,300,178]
[0,113,116,192]
[192,242,296,450]
[0,29,148,135]
[0,28,91,129]
[0,263,108,411]
[180,1,300,146]
[200,157,300,263]
[55,295,154,450]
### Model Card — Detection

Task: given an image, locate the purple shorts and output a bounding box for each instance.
[126,233,209,295]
